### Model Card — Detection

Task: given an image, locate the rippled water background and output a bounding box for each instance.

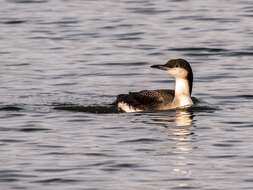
[0,0,253,189]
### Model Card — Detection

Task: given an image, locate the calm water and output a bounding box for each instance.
[0,0,253,189]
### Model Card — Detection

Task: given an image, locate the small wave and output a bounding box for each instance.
[91,61,149,66]
[0,105,23,111]
[236,95,253,99]
[120,138,162,144]
[168,47,253,57]
[33,178,80,184]
[207,155,238,159]
[188,105,220,113]
[9,0,48,4]
[212,94,253,100]
[169,47,227,52]
[109,163,141,169]
[227,51,253,57]
[1,20,27,25]
[127,7,169,15]
[117,36,142,41]
[18,128,50,132]
[54,104,118,114]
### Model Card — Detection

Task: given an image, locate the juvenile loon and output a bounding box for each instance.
[116,58,193,112]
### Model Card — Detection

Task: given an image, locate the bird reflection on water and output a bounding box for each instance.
[169,109,195,153]
[145,108,194,128]
[150,108,195,151]
[140,108,195,153]
[169,110,195,189]
[145,109,195,189]
[175,109,194,127]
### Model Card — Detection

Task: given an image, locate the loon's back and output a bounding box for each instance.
[116,89,174,112]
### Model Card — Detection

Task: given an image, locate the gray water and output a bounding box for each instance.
[0,0,253,189]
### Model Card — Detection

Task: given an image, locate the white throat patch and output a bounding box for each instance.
[173,78,193,107]
[167,67,188,78]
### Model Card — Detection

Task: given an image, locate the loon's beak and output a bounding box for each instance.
[151,64,168,71]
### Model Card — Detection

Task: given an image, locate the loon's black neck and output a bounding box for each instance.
[187,69,193,95]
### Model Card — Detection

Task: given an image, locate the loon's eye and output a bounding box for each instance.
[175,64,179,68]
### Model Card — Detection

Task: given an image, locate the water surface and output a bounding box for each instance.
[0,0,253,189]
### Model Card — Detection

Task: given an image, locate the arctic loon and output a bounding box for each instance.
[116,58,193,112]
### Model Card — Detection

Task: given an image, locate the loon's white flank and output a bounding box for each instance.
[117,102,143,112]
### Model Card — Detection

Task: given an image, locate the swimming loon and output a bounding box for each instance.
[116,58,193,112]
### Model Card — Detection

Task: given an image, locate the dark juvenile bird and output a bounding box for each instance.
[116,58,193,112]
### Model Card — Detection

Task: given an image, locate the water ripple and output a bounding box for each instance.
[33,178,81,184]
[0,0,253,189]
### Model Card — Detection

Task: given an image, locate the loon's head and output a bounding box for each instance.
[151,58,193,95]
